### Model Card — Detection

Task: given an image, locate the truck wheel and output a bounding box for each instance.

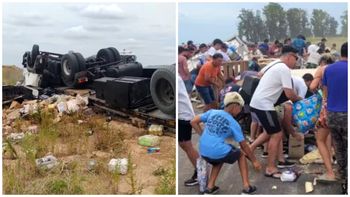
[108,47,121,62]
[97,48,115,63]
[22,51,31,68]
[73,52,86,71]
[30,44,39,68]
[150,65,175,115]
[61,53,79,87]
[33,55,47,74]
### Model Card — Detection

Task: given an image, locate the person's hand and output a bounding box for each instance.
[252,160,262,171]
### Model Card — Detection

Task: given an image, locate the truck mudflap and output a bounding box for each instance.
[88,96,175,136]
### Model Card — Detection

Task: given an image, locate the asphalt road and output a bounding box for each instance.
[178,102,343,195]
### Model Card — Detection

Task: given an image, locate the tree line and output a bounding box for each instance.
[238,3,348,42]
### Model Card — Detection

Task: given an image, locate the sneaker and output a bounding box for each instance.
[204,186,220,195]
[277,160,295,168]
[184,171,198,186]
[242,185,257,194]
[261,152,268,158]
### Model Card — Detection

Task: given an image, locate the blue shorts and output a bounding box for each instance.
[183,79,193,94]
[196,85,215,104]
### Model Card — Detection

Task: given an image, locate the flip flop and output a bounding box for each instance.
[317,174,337,183]
[264,171,282,179]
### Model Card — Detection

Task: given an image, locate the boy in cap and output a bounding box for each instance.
[191,92,261,194]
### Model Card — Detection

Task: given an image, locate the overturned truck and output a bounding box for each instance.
[6,44,175,131]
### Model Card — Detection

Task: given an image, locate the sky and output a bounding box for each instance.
[179,2,348,44]
[3,3,176,67]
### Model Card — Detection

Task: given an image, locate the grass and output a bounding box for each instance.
[3,103,171,194]
[307,36,347,52]
[2,65,23,85]
[154,160,176,195]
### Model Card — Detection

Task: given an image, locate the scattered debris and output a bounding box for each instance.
[57,102,67,113]
[147,147,160,154]
[35,155,58,170]
[27,125,39,134]
[299,149,322,164]
[85,130,94,136]
[3,125,13,135]
[78,120,84,124]
[280,170,298,182]
[138,135,160,147]
[272,185,277,190]
[7,109,21,121]
[305,181,314,193]
[7,132,25,143]
[108,158,128,175]
[9,101,21,109]
[148,124,163,136]
[87,160,97,171]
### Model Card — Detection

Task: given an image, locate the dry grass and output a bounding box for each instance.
[2,65,23,85]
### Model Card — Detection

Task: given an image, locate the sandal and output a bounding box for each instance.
[317,173,337,182]
[242,185,257,194]
[264,171,282,179]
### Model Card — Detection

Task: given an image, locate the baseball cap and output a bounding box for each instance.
[224,92,244,107]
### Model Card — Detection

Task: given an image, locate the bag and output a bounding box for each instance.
[197,157,211,193]
[292,93,322,134]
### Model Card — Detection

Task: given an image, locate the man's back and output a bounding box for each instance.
[323,60,348,112]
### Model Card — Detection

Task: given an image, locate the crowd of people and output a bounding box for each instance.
[178,36,348,194]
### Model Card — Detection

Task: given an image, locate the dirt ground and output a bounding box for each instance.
[3,103,175,194]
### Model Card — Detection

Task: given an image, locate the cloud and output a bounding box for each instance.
[84,24,121,32]
[80,4,126,20]
[6,12,52,27]
[63,25,92,39]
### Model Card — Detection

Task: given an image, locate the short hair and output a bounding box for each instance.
[264,39,269,43]
[212,53,223,59]
[187,40,193,45]
[319,54,335,65]
[302,73,314,82]
[213,39,223,46]
[341,42,348,57]
[281,45,298,54]
[178,46,189,54]
[199,43,207,49]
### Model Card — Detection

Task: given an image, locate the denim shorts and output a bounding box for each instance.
[196,85,215,104]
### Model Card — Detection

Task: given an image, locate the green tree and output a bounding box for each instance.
[238,9,267,42]
[327,16,338,36]
[263,3,287,41]
[341,10,348,36]
[287,8,311,38]
[311,9,329,37]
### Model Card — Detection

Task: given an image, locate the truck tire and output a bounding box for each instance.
[33,55,47,74]
[108,47,121,62]
[97,48,115,63]
[61,53,79,87]
[22,51,31,68]
[30,44,39,68]
[150,65,175,115]
[73,52,86,71]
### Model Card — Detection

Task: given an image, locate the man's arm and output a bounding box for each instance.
[190,115,203,135]
[283,88,302,102]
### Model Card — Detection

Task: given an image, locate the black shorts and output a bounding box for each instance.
[202,145,241,166]
[178,119,192,142]
[250,107,281,135]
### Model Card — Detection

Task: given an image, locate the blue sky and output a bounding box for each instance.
[179,2,348,44]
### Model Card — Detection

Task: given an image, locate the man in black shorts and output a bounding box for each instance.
[178,77,199,186]
[249,46,302,178]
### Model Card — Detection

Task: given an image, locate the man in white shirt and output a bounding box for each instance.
[249,46,303,178]
[306,44,321,68]
[178,76,199,186]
